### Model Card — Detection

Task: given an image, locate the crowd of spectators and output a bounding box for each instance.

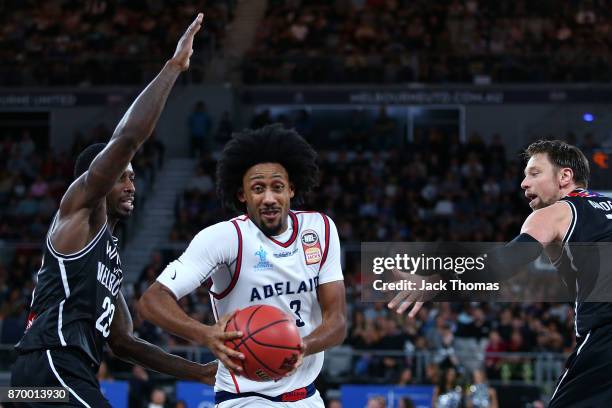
[244,0,612,84]
[0,0,236,86]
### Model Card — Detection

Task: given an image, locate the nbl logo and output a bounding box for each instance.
[301,230,318,246]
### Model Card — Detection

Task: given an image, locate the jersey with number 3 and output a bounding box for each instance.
[16,214,123,368]
[157,211,343,396]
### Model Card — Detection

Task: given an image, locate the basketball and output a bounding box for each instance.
[224,305,303,382]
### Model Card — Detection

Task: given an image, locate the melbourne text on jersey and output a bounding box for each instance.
[98,240,123,296]
[250,277,320,302]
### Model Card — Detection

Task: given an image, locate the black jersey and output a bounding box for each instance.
[15,214,123,368]
[556,188,612,337]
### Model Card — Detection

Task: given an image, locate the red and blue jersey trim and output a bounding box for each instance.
[567,189,602,198]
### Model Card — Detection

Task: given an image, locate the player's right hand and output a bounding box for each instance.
[169,12,204,71]
[387,269,440,318]
[201,311,244,373]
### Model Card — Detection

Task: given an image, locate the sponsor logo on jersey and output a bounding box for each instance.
[301,229,322,265]
[106,241,121,266]
[25,311,37,331]
[281,386,308,402]
[254,246,273,270]
[273,247,299,258]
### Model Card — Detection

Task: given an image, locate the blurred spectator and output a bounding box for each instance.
[188,101,213,157]
[398,397,416,408]
[465,369,498,408]
[97,360,114,382]
[366,396,386,408]
[129,365,152,408]
[148,388,167,408]
[433,367,462,408]
[327,399,342,408]
[397,368,415,386]
[215,111,234,147]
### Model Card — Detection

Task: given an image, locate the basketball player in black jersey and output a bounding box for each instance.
[389,140,612,406]
[10,13,238,407]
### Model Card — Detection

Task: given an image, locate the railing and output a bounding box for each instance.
[0,344,566,392]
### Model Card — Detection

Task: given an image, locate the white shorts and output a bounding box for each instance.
[216,390,324,408]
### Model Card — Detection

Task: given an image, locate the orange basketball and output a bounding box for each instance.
[224,305,302,382]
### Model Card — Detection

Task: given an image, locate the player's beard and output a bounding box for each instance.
[257,218,283,237]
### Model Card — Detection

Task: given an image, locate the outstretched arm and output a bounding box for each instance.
[61,13,203,214]
[389,203,571,317]
[138,282,245,374]
[108,292,217,384]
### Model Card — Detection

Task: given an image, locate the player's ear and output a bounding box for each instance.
[559,167,574,188]
[289,183,295,199]
[237,188,246,203]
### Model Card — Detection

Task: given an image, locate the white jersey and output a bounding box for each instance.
[157,210,343,396]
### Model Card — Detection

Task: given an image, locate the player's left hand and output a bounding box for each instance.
[169,12,204,71]
[282,341,305,378]
[198,360,218,385]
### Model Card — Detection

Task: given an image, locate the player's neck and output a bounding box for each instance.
[560,183,581,198]
[107,217,119,232]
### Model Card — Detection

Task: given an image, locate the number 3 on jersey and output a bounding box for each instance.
[95,296,116,337]
[290,300,305,327]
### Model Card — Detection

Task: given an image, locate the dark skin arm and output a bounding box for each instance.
[302,280,347,356]
[138,282,244,373]
[108,292,217,385]
[51,13,204,254]
[286,280,347,375]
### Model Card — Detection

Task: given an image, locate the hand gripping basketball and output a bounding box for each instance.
[224,305,304,381]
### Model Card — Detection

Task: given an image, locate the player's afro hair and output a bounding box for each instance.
[216,124,319,213]
[74,143,107,179]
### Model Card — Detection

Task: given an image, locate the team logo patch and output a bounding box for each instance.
[254,246,273,270]
[301,230,322,265]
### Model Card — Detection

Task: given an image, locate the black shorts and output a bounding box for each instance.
[10,348,111,408]
[549,323,612,407]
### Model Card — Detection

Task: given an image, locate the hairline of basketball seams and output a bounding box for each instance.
[243,305,284,377]
[246,332,302,351]
[232,305,296,349]
[241,338,284,377]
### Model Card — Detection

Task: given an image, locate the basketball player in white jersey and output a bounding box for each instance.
[139,124,347,407]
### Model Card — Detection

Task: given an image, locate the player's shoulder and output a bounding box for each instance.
[292,210,336,227]
[559,189,612,214]
[292,209,333,221]
[193,219,240,241]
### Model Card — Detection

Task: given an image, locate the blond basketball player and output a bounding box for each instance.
[139,124,347,407]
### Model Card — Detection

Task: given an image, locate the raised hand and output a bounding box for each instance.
[170,12,204,71]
